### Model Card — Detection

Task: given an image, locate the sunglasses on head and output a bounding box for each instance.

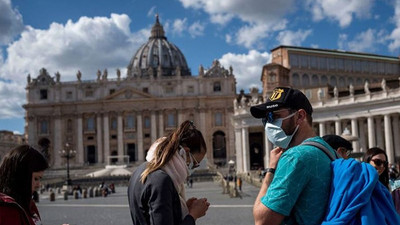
[371,159,388,167]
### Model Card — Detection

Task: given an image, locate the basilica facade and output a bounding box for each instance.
[24,16,236,168]
[234,46,400,172]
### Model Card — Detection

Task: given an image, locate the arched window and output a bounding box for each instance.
[302,74,310,86]
[213,131,226,166]
[338,77,345,87]
[312,75,319,86]
[321,75,328,85]
[292,73,300,86]
[213,82,221,92]
[330,76,337,86]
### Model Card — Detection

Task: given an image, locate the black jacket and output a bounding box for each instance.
[128,162,195,225]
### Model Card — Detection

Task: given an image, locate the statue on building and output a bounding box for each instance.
[97,70,101,81]
[317,88,323,101]
[175,66,181,77]
[364,80,370,94]
[199,65,204,76]
[229,65,233,76]
[148,67,154,78]
[349,83,354,96]
[333,86,338,98]
[240,95,247,108]
[103,69,108,80]
[55,72,60,83]
[381,78,387,92]
[77,70,82,82]
[117,68,121,80]
[27,74,31,83]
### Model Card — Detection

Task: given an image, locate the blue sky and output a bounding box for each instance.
[1,0,400,134]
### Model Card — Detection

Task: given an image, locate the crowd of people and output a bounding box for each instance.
[1,87,400,225]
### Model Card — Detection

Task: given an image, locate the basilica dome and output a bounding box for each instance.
[127,15,191,78]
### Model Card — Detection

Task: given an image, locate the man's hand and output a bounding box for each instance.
[269,147,283,169]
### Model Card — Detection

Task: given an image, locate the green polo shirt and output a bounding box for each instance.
[261,136,335,225]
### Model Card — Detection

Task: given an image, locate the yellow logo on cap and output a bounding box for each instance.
[269,88,284,101]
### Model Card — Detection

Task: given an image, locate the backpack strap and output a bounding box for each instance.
[301,141,340,161]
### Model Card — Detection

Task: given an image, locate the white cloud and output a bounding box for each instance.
[179,0,295,48]
[0,0,24,45]
[338,29,380,52]
[147,6,157,17]
[0,14,150,119]
[276,29,312,46]
[0,80,25,118]
[188,21,205,37]
[225,34,232,43]
[389,0,400,51]
[305,0,373,27]
[0,14,148,84]
[172,18,188,35]
[218,50,270,92]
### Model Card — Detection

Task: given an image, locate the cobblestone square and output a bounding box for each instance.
[37,181,259,225]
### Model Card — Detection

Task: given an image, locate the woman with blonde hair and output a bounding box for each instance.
[128,120,210,225]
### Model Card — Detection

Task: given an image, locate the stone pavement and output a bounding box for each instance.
[37,180,260,225]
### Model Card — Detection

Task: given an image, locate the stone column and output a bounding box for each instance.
[376,117,384,148]
[358,119,367,153]
[54,117,62,167]
[117,114,124,161]
[367,116,376,148]
[384,114,395,164]
[351,118,359,152]
[103,114,110,162]
[392,115,400,159]
[27,116,37,146]
[178,110,184,125]
[137,114,144,161]
[241,126,250,172]
[335,120,342,135]
[96,115,103,163]
[319,122,326,137]
[235,128,243,172]
[77,117,84,164]
[151,111,157,143]
[199,110,209,160]
[158,112,164,138]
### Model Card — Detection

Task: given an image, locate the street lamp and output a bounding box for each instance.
[60,142,76,186]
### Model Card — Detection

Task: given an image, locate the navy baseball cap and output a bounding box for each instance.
[250,87,313,118]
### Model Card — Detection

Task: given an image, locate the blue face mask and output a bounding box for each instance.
[264,112,299,149]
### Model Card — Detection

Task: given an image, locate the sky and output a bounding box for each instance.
[1,0,400,134]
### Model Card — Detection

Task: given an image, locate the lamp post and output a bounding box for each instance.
[60,142,76,186]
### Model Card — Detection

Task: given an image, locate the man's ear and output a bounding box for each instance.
[297,109,307,124]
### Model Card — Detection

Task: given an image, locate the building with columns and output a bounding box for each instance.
[24,16,236,168]
[0,130,25,161]
[234,45,400,172]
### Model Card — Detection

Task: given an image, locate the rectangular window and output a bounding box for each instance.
[165,86,174,94]
[142,87,149,93]
[109,89,116,95]
[213,82,221,92]
[319,57,327,70]
[167,114,176,127]
[66,91,73,100]
[85,90,94,97]
[125,115,135,129]
[39,120,48,134]
[111,118,117,130]
[215,112,223,126]
[40,89,48,100]
[187,85,194,94]
[144,116,150,128]
[87,117,95,131]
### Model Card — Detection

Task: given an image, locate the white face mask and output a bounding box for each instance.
[264,112,299,149]
[179,146,195,176]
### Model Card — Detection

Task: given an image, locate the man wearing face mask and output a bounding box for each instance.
[251,87,337,225]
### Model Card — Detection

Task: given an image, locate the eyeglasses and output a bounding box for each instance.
[190,152,200,168]
[262,109,295,126]
[371,159,388,167]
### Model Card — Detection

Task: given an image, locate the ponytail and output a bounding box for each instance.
[140,120,206,183]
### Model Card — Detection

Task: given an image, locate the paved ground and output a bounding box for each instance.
[37,180,260,225]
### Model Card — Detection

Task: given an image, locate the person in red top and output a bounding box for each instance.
[0,145,49,225]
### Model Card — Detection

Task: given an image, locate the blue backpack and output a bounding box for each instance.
[302,141,400,225]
